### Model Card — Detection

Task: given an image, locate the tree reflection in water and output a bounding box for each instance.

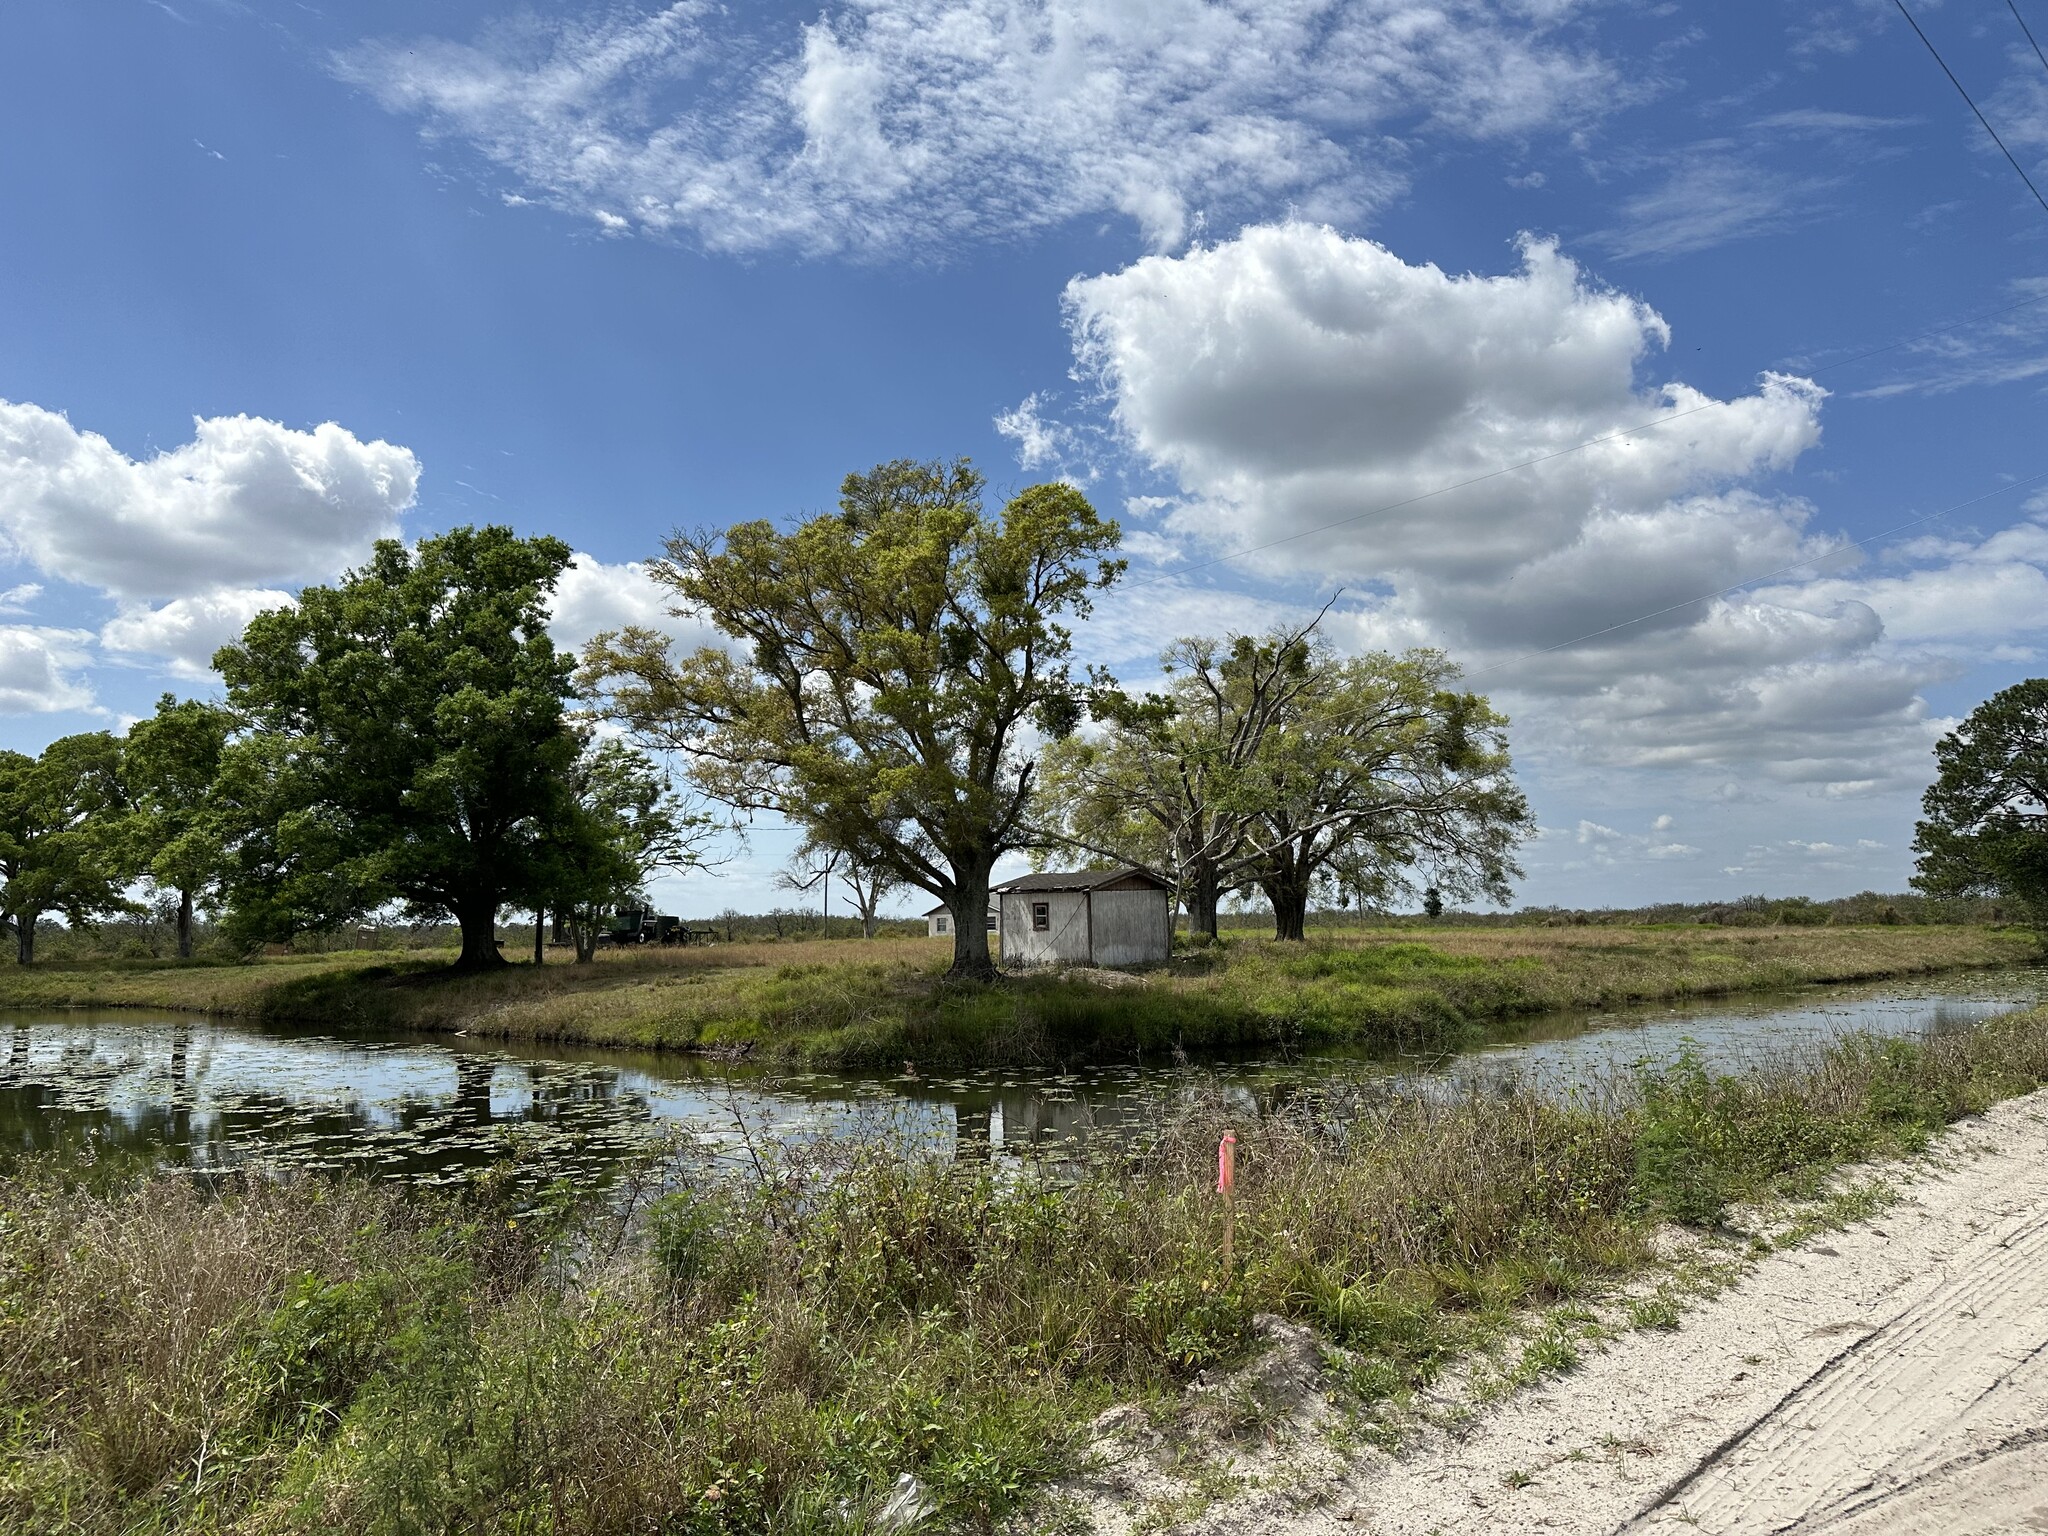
[0,971,2036,1191]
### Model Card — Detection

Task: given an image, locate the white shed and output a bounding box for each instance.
[924,902,997,939]
[995,868,1173,969]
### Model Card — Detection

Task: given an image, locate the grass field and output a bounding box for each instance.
[0,922,2033,1068]
[7,1003,2048,1535]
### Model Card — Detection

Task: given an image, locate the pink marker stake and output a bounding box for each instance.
[1218,1130,1237,1264]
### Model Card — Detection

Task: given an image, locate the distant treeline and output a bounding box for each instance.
[28,887,2014,964]
[1220,890,2011,929]
[27,906,936,963]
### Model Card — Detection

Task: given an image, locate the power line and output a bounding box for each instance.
[1116,4,2048,599]
[1895,0,2048,215]
[2008,0,2048,84]
[1795,288,2048,373]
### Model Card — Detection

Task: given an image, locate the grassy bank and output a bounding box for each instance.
[6,1005,2048,1535]
[0,924,2034,1069]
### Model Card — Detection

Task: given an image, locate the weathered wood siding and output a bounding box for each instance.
[1000,890,1089,966]
[999,887,1170,967]
[1089,889,1170,966]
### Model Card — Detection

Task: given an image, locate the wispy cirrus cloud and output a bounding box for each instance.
[335,0,1624,257]
[1589,145,1839,261]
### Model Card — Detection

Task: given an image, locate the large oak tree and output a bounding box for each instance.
[581,459,1122,978]
[121,694,237,958]
[1914,678,2048,926]
[1038,627,1529,940]
[1243,648,1527,939]
[0,732,128,964]
[213,526,584,970]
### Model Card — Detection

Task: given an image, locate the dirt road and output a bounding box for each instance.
[1337,1090,2048,1534]
[1072,1089,2048,1535]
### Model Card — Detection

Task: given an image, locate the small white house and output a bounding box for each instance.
[995,868,1172,968]
[924,902,997,938]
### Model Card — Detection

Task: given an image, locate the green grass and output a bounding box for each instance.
[0,923,2033,1069]
[6,1005,2048,1534]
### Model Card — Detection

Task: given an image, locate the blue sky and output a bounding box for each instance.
[2,0,2046,917]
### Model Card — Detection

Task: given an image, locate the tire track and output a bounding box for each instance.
[1629,1203,2048,1531]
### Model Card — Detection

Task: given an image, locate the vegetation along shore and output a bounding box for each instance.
[0,922,2031,1069]
[7,1000,2048,1535]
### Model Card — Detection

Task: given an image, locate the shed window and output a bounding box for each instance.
[986,913,997,931]
[1031,901,1050,932]
[935,915,949,933]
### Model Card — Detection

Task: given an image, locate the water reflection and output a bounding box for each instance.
[0,967,2037,1189]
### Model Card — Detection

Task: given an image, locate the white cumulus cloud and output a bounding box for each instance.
[547,553,727,660]
[0,402,418,603]
[0,626,97,714]
[99,588,296,679]
[1050,222,2048,792]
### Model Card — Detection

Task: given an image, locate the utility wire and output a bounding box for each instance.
[1895,0,2048,214]
[2009,0,2048,83]
[1190,1,2048,600]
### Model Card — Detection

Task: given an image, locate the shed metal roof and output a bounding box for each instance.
[994,867,1170,894]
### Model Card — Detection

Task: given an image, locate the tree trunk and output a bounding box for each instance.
[15,916,34,966]
[533,910,545,966]
[453,898,505,971]
[454,1055,494,1128]
[861,906,878,939]
[946,861,998,979]
[1187,864,1221,940]
[1264,878,1310,942]
[177,888,195,960]
[551,908,570,944]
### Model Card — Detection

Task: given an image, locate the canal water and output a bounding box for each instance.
[0,967,2038,1192]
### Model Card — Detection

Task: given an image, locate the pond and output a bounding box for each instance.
[1,966,2038,1194]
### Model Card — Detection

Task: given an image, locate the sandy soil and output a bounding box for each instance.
[1052,1089,2048,1535]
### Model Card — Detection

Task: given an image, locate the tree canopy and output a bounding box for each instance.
[0,733,128,964]
[547,737,719,962]
[1036,617,1326,937]
[581,458,1122,977]
[213,526,586,970]
[1913,678,2048,926]
[121,694,237,958]
[1245,648,1527,939]
[1038,626,1529,940]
